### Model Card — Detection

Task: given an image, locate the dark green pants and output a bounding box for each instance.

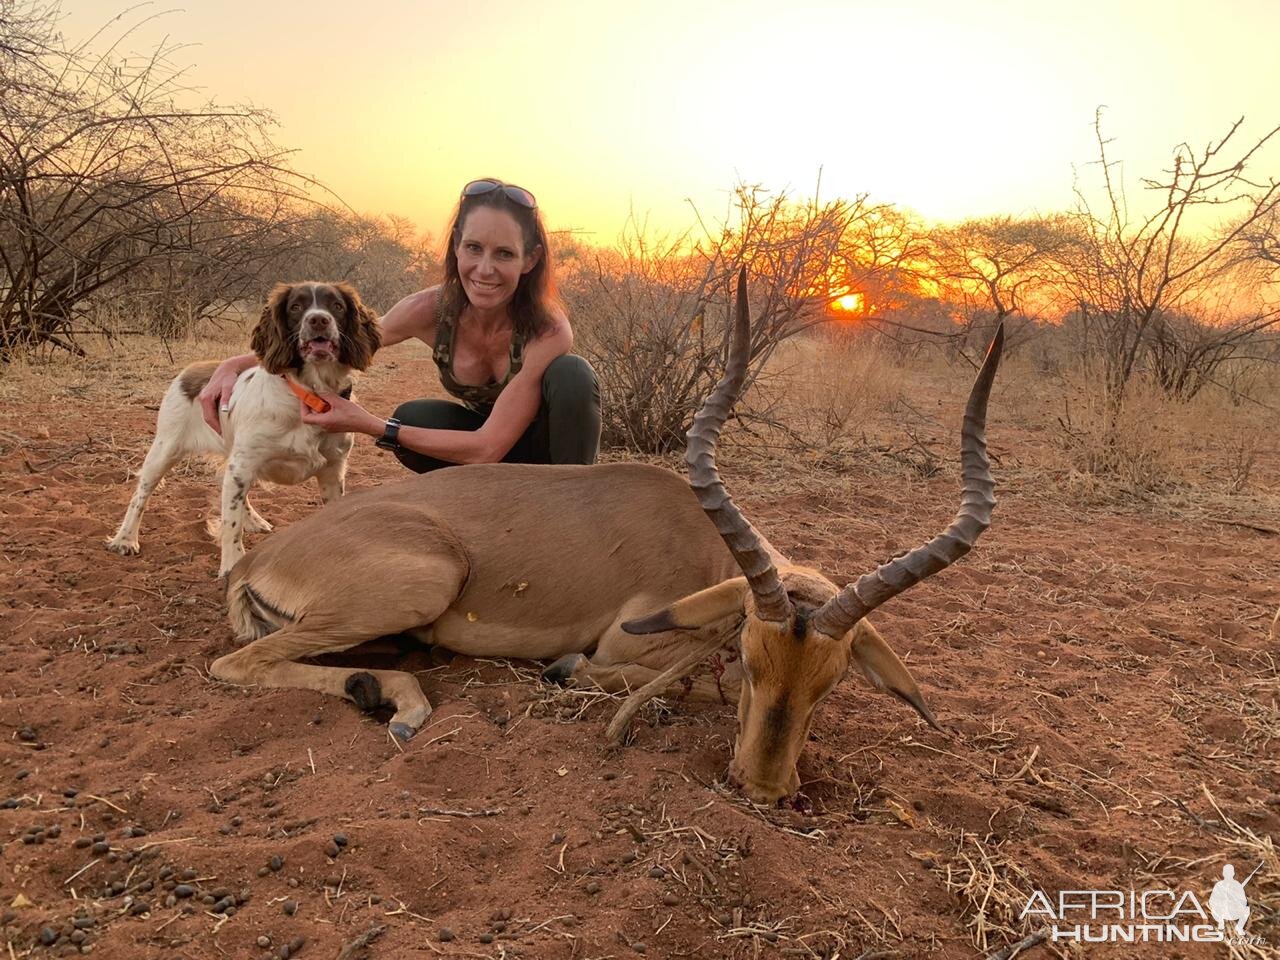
[391,354,601,473]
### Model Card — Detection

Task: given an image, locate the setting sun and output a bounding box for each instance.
[830,292,866,315]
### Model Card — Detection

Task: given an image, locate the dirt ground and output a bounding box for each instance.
[1,331,1277,960]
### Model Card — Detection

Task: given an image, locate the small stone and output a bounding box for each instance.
[63,788,79,798]
[256,936,271,948]
[288,937,305,954]
[282,900,298,916]
[648,867,665,878]
[287,878,299,889]
[332,834,348,848]
[128,902,150,916]
[69,931,87,945]
[585,880,602,895]
[173,884,195,899]
[632,942,647,954]
[17,728,37,743]
[324,842,340,858]
[230,816,242,827]
[268,855,284,872]
[479,933,494,944]
[47,825,61,838]
[74,837,92,849]
[38,927,58,945]
[662,891,680,906]
[91,841,109,855]
[437,928,454,942]
[257,867,270,878]
[15,770,29,780]
[179,868,197,881]
[213,898,235,914]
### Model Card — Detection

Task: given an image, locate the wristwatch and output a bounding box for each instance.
[375,417,402,451]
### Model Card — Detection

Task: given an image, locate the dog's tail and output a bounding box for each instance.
[227,576,293,641]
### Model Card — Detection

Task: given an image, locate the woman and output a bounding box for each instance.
[199,178,600,472]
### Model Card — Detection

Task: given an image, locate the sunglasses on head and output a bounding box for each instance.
[461,178,537,209]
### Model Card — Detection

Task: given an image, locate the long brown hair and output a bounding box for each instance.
[437,184,560,341]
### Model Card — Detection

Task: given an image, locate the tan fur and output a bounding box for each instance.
[177,360,220,402]
[213,463,939,802]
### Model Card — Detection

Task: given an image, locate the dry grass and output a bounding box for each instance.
[768,331,907,453]
[922,832,1074,958]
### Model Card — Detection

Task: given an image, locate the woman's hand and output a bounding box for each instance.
[199,355,254,434]
[299,394,386,437]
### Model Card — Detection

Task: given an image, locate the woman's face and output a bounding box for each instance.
[455,207,539,312]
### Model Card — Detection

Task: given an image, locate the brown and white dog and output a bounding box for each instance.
[106,282,380,575]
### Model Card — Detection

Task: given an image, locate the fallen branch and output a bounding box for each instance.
[416,807,502,818]
[606,633,730,744]
[986,929,1049,960]
[1206,517,1280,536]
[337,923,387,959]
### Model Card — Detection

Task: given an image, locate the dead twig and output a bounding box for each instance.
[337,923,386,959]
[416,807,503,819]
[606,634,729,743]
[986,929,1049,960]
[1206,516,1280,536]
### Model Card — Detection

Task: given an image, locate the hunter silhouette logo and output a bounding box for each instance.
[1208,862,1260,936]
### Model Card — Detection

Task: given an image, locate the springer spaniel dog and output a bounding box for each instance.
[106,281,380,575]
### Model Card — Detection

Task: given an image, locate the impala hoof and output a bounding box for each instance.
[388,722,416,742]
[541,654,585,686]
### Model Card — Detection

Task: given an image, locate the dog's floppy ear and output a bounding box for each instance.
[336,282,380,371]
[250,283,299,374]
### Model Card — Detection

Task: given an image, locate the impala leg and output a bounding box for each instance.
[215,553,465,740]
[543,649,744,705]
[211,621,434,740]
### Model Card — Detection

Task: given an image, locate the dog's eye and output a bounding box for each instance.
[289,302,303,313]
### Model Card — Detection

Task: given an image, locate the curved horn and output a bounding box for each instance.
[811,324,1005,639]
[685,267,792,623]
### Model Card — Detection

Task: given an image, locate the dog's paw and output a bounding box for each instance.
[104,537,140,556]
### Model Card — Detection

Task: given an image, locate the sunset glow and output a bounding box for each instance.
[831,293,866,315]
[61,1,1280,245]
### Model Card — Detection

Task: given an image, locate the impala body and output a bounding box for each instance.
[214,270,1003,803]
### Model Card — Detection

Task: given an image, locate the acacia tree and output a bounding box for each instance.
[1058,110,1280,409]
[566,185,874,453]
[0,2,316,357]
[928,215,1075,362]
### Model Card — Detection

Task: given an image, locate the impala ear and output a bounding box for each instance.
[849,622,942,730]
[621,578,749,634]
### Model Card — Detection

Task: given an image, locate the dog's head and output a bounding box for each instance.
[251,282,381,375]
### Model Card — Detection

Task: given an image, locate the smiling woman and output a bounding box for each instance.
[200,178,602,472]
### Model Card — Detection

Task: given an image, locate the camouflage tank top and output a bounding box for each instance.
[432,305,527,413]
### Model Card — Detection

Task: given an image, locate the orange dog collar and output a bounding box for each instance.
[283,374,331,414]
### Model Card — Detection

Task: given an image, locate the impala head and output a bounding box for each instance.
[624,268,1004,805]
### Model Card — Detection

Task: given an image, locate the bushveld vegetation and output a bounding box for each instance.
[3,1,1277,490]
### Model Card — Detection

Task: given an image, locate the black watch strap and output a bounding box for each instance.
[375,417,402,451]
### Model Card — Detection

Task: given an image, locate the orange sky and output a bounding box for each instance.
[65,0,1280,247]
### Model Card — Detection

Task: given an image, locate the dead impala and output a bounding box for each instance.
[213,269,1003,804]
